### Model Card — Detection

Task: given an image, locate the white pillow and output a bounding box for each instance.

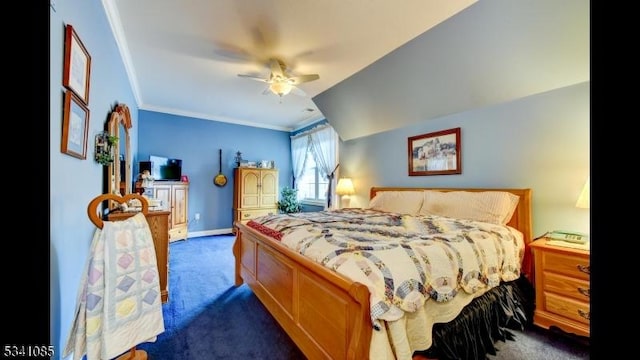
[368,191,424,215]
[419,190,519,225]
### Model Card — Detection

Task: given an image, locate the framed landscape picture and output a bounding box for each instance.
[408,127,461,176]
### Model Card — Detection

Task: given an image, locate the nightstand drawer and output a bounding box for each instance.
[545,292,590,325]
[544,272,590,301]
[540,251,590,280]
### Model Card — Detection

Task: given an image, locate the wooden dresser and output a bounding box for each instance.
[530,238,590,337]
[108,210,171,303]
[232,168,278,232]
[144,181,189,242]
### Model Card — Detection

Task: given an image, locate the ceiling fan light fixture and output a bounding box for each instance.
[238,58,318,98]
[269,81,293,97]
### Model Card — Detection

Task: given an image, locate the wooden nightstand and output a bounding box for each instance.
[530,238,590,337]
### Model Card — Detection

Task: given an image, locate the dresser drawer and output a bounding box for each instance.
[544,272,590,301]
[544,292,590,325]
[238,209,277,222]
[540,251,590,280]
[169,225,188,242]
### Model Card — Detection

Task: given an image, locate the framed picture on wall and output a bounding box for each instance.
[408,127,461,176]
[61,90,90,159]
[63,24,92,105]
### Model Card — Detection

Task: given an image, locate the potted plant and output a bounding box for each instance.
[277,186,302,214]
[96,152,113,165]
[107,135,119,146]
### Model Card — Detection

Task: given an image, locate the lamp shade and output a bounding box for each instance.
[336,178,355,196]
[575,177,589,209]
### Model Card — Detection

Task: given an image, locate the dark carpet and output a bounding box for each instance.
[138,235,590,359]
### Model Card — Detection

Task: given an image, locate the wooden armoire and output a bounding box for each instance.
[232,168,278,232]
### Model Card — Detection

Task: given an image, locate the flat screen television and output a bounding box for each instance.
[150,155,182,181]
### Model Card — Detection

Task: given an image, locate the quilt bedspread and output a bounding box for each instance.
[64,213,164,360]
[248,208,524,323]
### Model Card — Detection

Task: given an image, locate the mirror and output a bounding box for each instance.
[107,104,132,209]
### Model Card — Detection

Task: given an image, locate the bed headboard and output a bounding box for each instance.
[369,187,532,244]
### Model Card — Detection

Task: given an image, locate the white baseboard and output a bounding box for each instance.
[187,228,234,239]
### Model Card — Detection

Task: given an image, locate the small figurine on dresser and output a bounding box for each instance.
[234,151,244,167]
[139,169,155,188]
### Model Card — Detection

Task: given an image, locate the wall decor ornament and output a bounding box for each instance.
[63,24,92,105]
[61,90,90,159]
[408,127,461,176]
[94,131,118,165]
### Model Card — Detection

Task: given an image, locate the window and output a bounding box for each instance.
[297,148,328,205]
[291,124,339,208]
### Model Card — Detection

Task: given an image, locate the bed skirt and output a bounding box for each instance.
[414,276,534,360]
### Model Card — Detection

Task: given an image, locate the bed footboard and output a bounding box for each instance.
[233,222,372,360]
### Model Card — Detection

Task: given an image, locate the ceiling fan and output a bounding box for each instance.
[238,58,319,97]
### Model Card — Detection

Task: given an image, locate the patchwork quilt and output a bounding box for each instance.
[64,213,164,360]
[248,208,524,323]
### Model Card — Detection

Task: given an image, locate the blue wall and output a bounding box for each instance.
[338,82,590,237]
[50,0,139,357]
[138,110,292,233]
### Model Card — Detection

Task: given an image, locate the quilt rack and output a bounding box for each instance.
[87,193,149,229]
[87,193,150,360]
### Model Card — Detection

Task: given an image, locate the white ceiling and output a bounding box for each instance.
[104,0,478,131]
[104,0,589,141]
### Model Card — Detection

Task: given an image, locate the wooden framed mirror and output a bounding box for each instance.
[107,104,132,209]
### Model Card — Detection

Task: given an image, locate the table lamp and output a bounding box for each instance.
[336,178,355,208]
[575,177,589,209]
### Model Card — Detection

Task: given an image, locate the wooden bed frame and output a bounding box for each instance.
[233,187,532,359]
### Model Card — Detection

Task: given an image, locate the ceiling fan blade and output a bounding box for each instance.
[289,74,319,85]
[212,42,257,63]
[269,58,285,78]
[238,74,269,82]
